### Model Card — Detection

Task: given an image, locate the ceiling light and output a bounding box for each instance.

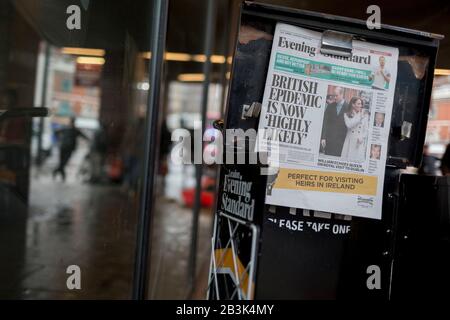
[211,55,226,64]
[76,57,105,65]
[137,82,150,90]
[435,69,450,76]
[62,47,105,57]
[192,54,207,63]
[178,73,205,82]
[141,52,152,59]
[165,52,192,61]
[141,52,230,64]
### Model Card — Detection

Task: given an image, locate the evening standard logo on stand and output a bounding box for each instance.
[221,170,255,221]
[357,196,374,208]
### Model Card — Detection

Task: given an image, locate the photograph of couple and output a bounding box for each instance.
[320,85,372,163]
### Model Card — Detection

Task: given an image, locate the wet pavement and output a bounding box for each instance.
[0,149,213,299]
[148,199,213,299]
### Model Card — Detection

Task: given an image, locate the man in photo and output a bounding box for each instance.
[370,56,391,90]
[321,86,348,156]
[325,94,336,107]
[370,144,381,160]
[305,63,312,75]
[374,112,385,127]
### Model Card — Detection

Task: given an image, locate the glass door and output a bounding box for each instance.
[0,0,163,299]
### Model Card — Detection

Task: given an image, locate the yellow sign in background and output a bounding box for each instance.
[273,168,377,196]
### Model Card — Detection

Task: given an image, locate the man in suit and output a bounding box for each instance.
[320,87,348,156]
[374,112,385,128]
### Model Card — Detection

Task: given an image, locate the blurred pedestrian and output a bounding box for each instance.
[53,117,89,181]
[89,123,108,183]
[441,143,450,176]
[419,145,439,175]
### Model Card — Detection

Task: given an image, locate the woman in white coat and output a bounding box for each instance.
[341,97,369,162]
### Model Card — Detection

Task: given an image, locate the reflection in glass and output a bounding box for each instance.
[0,0,153,299]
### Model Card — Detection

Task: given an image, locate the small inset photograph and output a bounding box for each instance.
[374,112,385,128]
[370,144,382,160]
[369,55,392,90]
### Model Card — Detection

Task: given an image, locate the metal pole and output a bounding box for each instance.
[36,43,50,166]
[218,0,233,114]
[132,0,169,300]
[189,0,218,293]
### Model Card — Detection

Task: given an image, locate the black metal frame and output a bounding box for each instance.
[131,0,444,300]
[240,1,442,168]
[209,1,443,300]
[243,1,444,43]
[189,0,218,294]
[132,0,169,300]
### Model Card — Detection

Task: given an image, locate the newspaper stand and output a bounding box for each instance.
[208,1,443,299]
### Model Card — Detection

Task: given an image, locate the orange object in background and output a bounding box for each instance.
[182,175,216,208]
[107,155,123,181]
[182,189,214,208]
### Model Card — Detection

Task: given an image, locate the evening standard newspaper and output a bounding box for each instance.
[257,23,398,219]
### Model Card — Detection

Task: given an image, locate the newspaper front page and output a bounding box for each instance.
[257,23,398,219]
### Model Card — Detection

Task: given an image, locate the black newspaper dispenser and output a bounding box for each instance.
[207,1,444,300]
